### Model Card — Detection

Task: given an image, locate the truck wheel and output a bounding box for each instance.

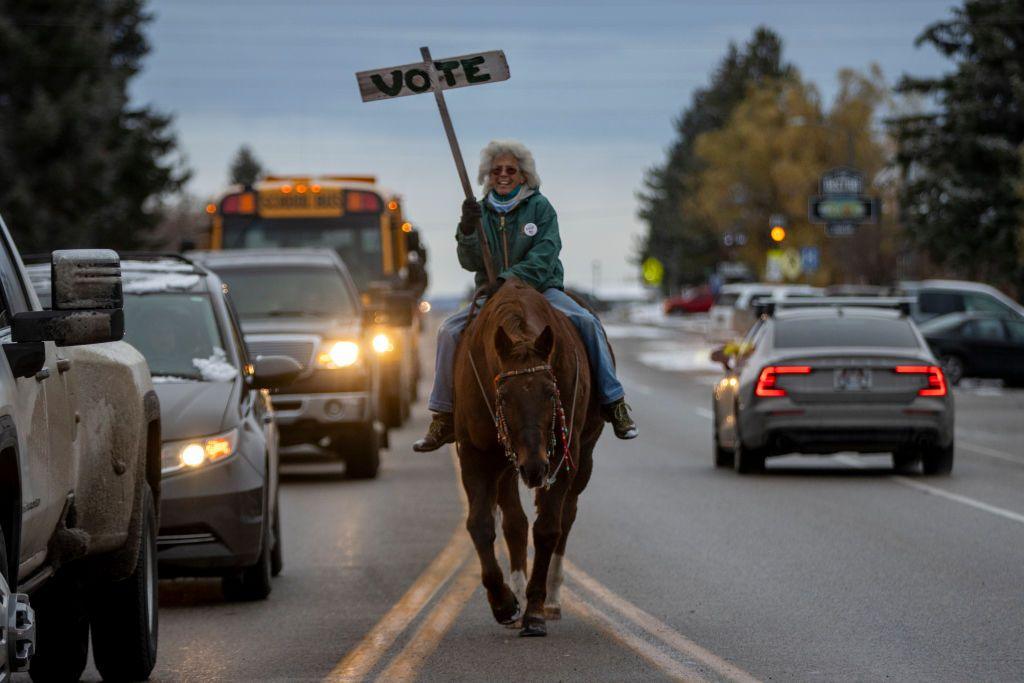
[28,568,87,683]
[344,423,380,479]
[921,443,954,476]
[89,483,158,682]
[222,513,272,602]
[3,526,36,677]
[270,504,283,578]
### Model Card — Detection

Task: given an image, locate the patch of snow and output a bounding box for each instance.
[123,272,201,294]
[636,340,720,373]
[192,347,237,382]
[122,260,196,272]
[151,375,199,383]
[603,324,672,340]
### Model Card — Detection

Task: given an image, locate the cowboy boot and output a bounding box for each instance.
[413,412,455,452]
[602,399,638,440]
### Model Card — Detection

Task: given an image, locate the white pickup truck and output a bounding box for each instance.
[0,216,161,681]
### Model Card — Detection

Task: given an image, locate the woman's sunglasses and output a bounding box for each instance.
[490,166,520,176]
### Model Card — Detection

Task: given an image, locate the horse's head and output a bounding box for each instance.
[494,324,557,488]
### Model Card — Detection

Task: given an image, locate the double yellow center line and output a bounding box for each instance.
[326,446,758,682]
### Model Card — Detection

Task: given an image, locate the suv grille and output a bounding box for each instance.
[246,338,316,370]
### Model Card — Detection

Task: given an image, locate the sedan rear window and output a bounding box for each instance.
[774,317,920,348]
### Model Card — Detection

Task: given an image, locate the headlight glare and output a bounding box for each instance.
[317,340,360,368]
[372,332,394,354]
[161,428,239,475]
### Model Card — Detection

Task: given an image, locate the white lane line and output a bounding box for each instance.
[693,407,713,421]
[835,455,1024,526]
[957,440,1021,465]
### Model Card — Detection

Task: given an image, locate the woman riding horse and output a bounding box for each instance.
[413,139,638,452]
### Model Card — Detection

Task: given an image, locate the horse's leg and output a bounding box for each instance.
[496,468,528,613]
[460,447,519,625]
[520,480,568,637]
[548,443,595,621]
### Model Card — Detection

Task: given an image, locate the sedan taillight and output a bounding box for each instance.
[755,365,812,397]
[894,365,947,397]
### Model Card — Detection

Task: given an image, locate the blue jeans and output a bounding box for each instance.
[427,288,625,412]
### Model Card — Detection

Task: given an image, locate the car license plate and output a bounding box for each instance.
[834,368,872,391]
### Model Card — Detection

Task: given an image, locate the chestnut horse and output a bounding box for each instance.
[453,279,604,637]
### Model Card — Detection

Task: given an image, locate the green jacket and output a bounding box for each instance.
[455,191,565,291]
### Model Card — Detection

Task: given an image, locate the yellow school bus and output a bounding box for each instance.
[206,175,427,428]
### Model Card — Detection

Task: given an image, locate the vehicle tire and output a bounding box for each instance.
[89,483,158,682]
[733,442,765,474]
[28,568,88,683]
[892,449,919,474]
[921,443,954,476]
[939,354,965,386]
[222,510,272,602]
[270,503,283,578]
[713,421,733,468]
[344,423,380,479]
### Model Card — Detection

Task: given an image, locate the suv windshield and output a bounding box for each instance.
[774,316,920,348]
[123,293,234,381]
[213,267,357,320]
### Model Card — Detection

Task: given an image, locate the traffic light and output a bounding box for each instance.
[770,225,786,243]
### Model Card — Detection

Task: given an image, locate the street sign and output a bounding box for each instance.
[809,196,877,224]
[820,167,864,195]
[825,222,858,237]
[800,246,820,274]
[356,51,510,102]
[356,47,511,284]
[780,248,802,280]
[641,257,664,286]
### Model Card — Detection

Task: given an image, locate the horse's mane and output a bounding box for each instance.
[485,281,545,362]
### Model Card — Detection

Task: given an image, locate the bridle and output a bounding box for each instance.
[469,354,579,489]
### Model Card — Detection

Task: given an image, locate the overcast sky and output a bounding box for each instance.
[133,0,955,296]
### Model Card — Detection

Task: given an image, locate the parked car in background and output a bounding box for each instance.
[664,286,714,315]
[919,312,1024,387]
[711,298,954,475]
[8,237,160,681]
[191,249,387,478]
[709,283,825,336]
[898,279,1024,323]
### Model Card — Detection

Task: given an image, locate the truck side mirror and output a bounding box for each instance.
[11,250,125,347]
[405,229,421,252]
[251,355,302,390]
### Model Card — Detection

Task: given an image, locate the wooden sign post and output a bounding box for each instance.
[356,49,512,285]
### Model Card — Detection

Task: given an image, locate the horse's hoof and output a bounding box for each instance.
[519,614,547,637]
[544,605,562,620]
[493,596,521,626]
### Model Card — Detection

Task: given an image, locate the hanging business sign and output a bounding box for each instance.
[808,167,878,237]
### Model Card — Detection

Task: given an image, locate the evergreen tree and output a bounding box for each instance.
[229,145,263,187]
[636,27,793,291]
[892,0,1024,291]
[0,0,188,253]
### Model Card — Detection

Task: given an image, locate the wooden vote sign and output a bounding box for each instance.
[356,50,510,102]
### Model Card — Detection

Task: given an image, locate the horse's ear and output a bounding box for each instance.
[495,326,515,359]
[533,325,554,360]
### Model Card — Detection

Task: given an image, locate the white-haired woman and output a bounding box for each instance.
[414,140,637,451]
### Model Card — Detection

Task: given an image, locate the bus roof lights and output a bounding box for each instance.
[221,195,240,214]
[347,191,382,213]
[205,203,217,214]
[311,184,321,193]
[280,185,293,194]
[238,193,255,214]
[387,200,399,211]
[296,184,308,194]
[401,222,413,233]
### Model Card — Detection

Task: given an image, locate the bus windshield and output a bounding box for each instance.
[222,215,383,288]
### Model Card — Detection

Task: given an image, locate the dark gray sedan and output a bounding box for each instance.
[711,299,955,475]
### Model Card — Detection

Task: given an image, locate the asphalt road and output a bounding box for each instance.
[79,314,1024,682]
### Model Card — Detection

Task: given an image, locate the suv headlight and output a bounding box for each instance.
[161,428,239,475]
[371,332,395,354]
[317,340,360,369]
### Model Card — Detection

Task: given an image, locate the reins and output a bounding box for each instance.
[468,351,580,489]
